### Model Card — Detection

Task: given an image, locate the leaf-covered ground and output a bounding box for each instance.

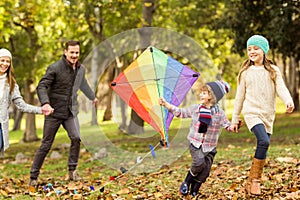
[1,112,299,199]
[0,146,299,200]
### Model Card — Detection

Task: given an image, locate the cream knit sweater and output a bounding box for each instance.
[232,65,293,134]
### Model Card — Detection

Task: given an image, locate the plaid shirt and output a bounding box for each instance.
[170,104,233,152]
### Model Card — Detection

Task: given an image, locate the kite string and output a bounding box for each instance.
[97,141,161,191]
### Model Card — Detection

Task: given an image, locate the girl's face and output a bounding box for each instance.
[0,56,11,75]
[247,45,264,66]
[199,90,211,106]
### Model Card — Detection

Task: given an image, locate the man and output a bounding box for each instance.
[29,41,98,187]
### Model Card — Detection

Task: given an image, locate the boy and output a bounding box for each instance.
[159,80,241,197]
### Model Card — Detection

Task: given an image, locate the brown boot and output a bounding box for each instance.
[246,158,265,195]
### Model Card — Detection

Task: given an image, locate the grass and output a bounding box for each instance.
[1,99,300,199]
[5,98,300,167]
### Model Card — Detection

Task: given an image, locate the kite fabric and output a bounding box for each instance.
[110,46,199,146]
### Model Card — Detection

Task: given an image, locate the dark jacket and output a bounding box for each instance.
[37,56,95,119]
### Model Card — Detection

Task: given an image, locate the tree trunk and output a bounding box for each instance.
[91,46,99,125]
[289,57,299,111]
[103,89,113,121]
[12,108,23,131]
[23,79,39,142]
[127,0,155,134]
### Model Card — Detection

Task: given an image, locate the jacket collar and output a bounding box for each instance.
[62,55,81,69]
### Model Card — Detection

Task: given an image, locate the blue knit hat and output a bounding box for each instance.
[246,35,269,54]
[207,80,230,102]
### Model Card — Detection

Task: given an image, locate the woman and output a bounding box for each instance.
[0,48,51,157]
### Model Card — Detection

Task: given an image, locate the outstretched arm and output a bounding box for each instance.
[158,97,172,110]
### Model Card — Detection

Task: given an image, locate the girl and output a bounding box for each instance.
[159,80,239,197]
[231,35,294,195]
[0,48,51,157]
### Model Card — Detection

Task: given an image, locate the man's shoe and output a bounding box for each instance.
[69,170,82,181]
[28,179,38,192]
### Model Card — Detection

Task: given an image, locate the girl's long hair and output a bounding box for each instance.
[7,59,16,94]
[237,56,277,85]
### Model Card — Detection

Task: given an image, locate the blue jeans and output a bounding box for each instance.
[251,124,270,160]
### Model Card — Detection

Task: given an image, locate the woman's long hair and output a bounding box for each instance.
[237,56,277,85]
[6,59,16,94]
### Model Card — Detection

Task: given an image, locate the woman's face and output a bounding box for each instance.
[0,56,11,75]
[247,45,264,66]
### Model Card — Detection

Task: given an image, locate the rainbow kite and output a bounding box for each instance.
[110,47,199,146]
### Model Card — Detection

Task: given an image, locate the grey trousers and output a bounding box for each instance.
[30,115,81,179]
[189,143,217,183]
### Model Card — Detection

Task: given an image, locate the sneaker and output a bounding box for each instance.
[28,179,38,193]
[29,179,38,186]
[69,170,82,181]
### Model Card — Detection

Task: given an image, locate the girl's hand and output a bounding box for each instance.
[231,120,243,133]
[286,103,294,113]
[231,124,239,133]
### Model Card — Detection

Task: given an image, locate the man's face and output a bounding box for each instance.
[64,45,80,66]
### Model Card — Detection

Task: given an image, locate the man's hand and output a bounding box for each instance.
[93,98,98,107]
[42,103,54,116]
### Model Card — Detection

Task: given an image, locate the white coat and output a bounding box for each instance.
[0,80,42,156]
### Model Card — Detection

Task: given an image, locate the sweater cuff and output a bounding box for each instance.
[231,115,240,124]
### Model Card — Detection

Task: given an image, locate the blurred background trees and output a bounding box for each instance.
[0,0,298,141]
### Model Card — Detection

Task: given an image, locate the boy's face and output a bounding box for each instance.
[199,90,211,105]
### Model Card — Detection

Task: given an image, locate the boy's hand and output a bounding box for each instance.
[158,97,166,106]
[159,97,171,110]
